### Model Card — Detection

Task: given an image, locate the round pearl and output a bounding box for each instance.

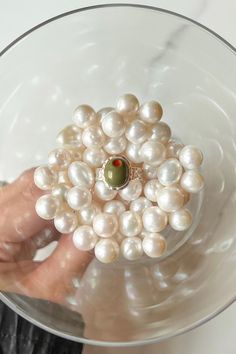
[54,209,78,234]
[103,135,127,154]
[67,186,91,210]
[78,203,101,225]
[121,237,143,260]
[130,197,152,214]
[93,213,118,238]
[166,140,184,158]
[119,180,142,202]
[35,195,58,220]
[116,93,139,114]
[139,100,163,124]
[52,183,70,201]
[150,122,171,144]
[48,148,72,171]
[56,124,82,147]
[140,141,166,166]
[73,104,97,129]
[103,200,126,215]
[142,206,168,232]
[125,120,149,144]
[34,166,56,190]
[119,211,142,237]
[95,238,120,263]
[179,145,203,170]
[95,181,117,201]
[143,163,158,179]
[180,170,204,193]
[169,208,192,231]
[83,148,107,168]
[126,142,143,163]
[97,107,114,121]
[142,233,166,258]
[101,111,125,138]
[73,225,98,251]
[157,187,184,212]
[144,179,163,202]
[68,161,94,188]
[82,126,106,149]
[157,158,183,186]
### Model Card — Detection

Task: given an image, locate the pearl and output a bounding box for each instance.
[73,104,97,129]
[73,225,98,251]
[119,211,142,237]
[179,145,203,170]
[35,195,58,220]
[48,148,72,171]
[121,237,143,260]
[169,208,192,231]
[52,183,70,201]
[93,212,118,238]
[83,148,107,168]
[67,186,91,210]
[157,187,184,212]
[180,170,204,193]
[142,233,167,258]
[103,135,127,154]
[144,179,163,202]
[68,161,94,188]
[166,140,184,158]
[78,203,101,225]
[140,141,166,166]
[54,209,78,234]
[57,170,71,185]
[142,206,168,232]
[119,180,142,202]
[150,122,171,144]
[103,200,126,215]
[56,124,82,147]
[94,181,117,201]
[95,238,119,263]
[82,126,106,149]
[125,120,149,144]
[97,107,114,121]
[126,142,143,163]
[130,197,152,214]
[34,166,56,190]
[157,158,183,186]
[143,163,158,179]
[101,111,125,138]
[116,93,139,114]
[139,100,163,124]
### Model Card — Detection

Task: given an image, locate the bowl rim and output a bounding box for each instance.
[0,2,236,347]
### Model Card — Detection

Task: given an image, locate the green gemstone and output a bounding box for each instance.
[104,157,129,189]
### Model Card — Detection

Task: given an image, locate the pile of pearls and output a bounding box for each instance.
[34,94,204,263]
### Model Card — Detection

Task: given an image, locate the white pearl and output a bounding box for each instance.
[144,179,163,202]
[83,148,107,168]
[48,148,72,171]
[101,111,125,138]
[67,186,91,210]
[82,126,106,149]
[73,225,98,251]
[121,237,143,260]
[157,158,183,186]
[142,206,168,233]
[78,203,101,225]
[116,93,139,114]
[140,141,166,166]
[150,122,171,144]
[143,163,158,179]
[179,145,203,170]
[142,233,166,258]
[119,180,142,201]
[57,170,71,185]
[157,187,184,212]
[52,183,70,201]
[56,124,82,147]
[54,209,78,233]
[103,200,126,215]
[180,170,204,193]
[169,208,192,231]
[35,195,58,220]
[125,120,149,144]
[119,211,142,237]
[73,104,97,128]
[139,100,163,124]
[95,238,120,263]
[97,107,114,121]
[34,166,56,190]
[95,181,117,201]
[93,212,118,238]
[130,197,152,214]
[166,140,184,158]
[103,135,127,154]
[68,161,94,188]
[126,142,143,163]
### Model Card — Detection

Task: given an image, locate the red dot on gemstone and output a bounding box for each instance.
[113,159,122,167]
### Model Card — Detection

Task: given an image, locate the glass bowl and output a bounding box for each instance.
[1,3,236,347]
